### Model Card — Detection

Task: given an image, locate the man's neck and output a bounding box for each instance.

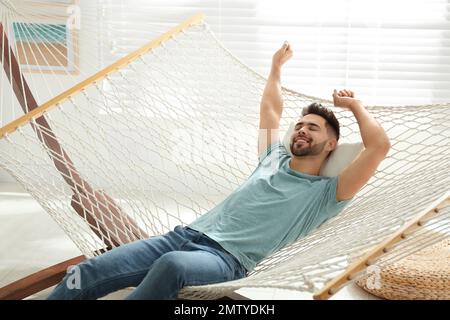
[289,155,324,176]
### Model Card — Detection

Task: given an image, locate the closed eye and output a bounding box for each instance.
[295,122,320,131]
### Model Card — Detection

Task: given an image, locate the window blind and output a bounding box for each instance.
[98,0,450,106]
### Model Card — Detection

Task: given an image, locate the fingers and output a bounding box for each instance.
[343,89,354,97]
[333,89,355,97]
[283,41,292,52]
[273,41,293,67]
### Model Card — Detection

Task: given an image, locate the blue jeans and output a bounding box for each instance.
[47,225,247,300]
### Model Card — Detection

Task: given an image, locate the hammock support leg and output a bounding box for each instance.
[0,22,147,248]
[0,255,86,300]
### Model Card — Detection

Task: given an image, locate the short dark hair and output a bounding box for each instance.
[302,102,340,140]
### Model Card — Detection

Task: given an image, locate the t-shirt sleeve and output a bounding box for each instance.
[258,141,283,163]
[322,176,352,218]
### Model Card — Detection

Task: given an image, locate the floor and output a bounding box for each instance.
[0,182,379,300]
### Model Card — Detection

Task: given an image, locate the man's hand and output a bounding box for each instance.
[332,89,362,110]
[333,88,390,201]
[272,41,293,69]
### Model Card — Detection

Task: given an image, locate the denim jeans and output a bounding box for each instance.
[47,225,247,300]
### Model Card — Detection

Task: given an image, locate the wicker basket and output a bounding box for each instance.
[356,238,450,300]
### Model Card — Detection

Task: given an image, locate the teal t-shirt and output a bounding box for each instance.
[188,142,352,272]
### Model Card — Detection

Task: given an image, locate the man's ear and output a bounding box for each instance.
[326,138,337,152]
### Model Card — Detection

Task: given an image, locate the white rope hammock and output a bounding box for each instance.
[0,5,449,300]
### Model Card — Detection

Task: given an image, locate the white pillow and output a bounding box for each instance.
[282,122,364,177]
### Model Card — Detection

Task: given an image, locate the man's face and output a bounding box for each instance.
[290,114,334,157]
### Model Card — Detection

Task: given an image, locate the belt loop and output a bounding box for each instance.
[186,226,203,242]
[196,230,204,242]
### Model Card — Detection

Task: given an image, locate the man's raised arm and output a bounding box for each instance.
[258,41,293,155]
[333,89,391,201]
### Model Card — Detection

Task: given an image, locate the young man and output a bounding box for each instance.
[48,42,390,300]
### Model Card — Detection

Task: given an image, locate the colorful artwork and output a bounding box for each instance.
[11,0,78,73]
